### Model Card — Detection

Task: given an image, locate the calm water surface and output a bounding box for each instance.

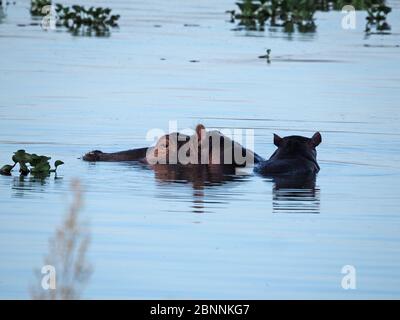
[0,0,400,298]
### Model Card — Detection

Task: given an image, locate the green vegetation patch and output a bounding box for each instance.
[228,0,391,33]
[0,150,64,177]
[30,1,120,35]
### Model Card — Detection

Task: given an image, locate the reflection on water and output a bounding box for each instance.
[151,164,320,214]
[271,175,320,214]
[153,164,248,214]
[0,0,400,299]
[11,175,63,198]
[0,7,5,24]
[30,180,92,300]
[153,164,238,186]
[230,0,392,34]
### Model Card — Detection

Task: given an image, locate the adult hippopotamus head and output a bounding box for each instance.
[146,124,262,166]
[255,132,322,176]
[146,132,190,165]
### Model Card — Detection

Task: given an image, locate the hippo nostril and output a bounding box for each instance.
[83,150,103,161]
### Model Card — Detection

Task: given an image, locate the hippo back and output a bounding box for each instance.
[203,131,263,167]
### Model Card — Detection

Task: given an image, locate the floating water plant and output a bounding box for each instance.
[55,4,120,36]
[30,1,120,36]
[365,0,391,33]
[0,150,64,177]
[228,0,391,33]
[30,0,51,16]
[229,0,320,32]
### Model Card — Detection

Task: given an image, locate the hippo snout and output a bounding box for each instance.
[83,150,104,162]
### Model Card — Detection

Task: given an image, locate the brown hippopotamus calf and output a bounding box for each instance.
[255,132,321,176]
[83,124,263,167]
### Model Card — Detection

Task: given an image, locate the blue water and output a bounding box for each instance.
[0,0,400,299]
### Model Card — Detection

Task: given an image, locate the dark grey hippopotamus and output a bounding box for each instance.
[255,132,321,176]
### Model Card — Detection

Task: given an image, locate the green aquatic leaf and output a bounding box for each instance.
[19,162,30,176]
[0,165,14,176]
[29,154,42,166]
[72,5,82,12]
[54,160,64,169]
[30,156,51,172]
[31,171,51,179]
[14,149,26,158]
[31,162,51,173]
[39,155,51,162]
[13,150,32,163]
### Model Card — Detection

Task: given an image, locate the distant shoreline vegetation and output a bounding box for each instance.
[227,0,391,33]
[30,0,120,36]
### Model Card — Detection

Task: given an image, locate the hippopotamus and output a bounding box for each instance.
[83,124,263,168]
[255,132,321,176]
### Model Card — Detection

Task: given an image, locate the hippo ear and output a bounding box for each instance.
[196,124,206,142]
[163,135,170,146]
[310,132,322,147]
[273,134,282,147]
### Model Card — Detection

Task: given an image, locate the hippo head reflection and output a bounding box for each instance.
[152,164,240,187]
[151,164,248,214]
[270,174,320,214]
[151,165,320,215]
